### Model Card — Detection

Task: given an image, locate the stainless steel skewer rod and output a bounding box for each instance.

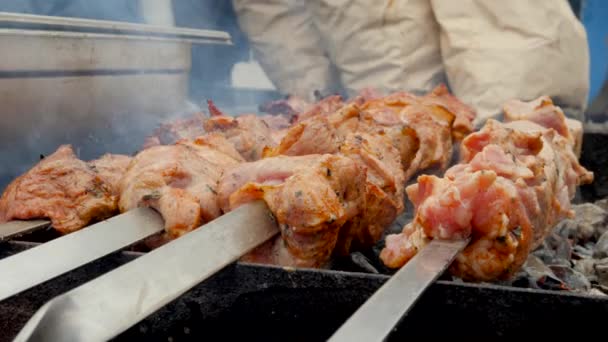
[14,201,279,342]
[328,238,470,342]
[0,220,50,242]
[0,207,164,302]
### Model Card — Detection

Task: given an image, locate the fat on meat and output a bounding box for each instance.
[381,109,593,281]
[218,154,366,267]
[119,133,244,245]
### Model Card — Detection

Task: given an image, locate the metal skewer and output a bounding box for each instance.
[0,207,164,302]
[328,238,470,342]
[0,219,50,242]
[14,200,278,342]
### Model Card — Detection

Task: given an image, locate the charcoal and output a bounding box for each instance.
[595,198,608,211]
[349,252,379,274]
[522,255,566,290]
[572,245,593,259]
[548,233,572,262]
[587,288,608,297]
[573,203,608,239]
[549,265,591,291]
[594,231,608,259]
[534,233,572,266]
[592,283,608,295]
[555,218,596,245]
[503,270,532,288]
[573,258,597,283]
[595,258,608,287]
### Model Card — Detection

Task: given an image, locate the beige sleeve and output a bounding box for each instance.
[232,0,339,100]
[307,0,445,97]
[430,0,590,124]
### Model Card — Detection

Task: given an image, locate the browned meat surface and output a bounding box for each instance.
[425,84,477,140]
[204,114,276,161]
[88,154,132,196]
[144,101,284,162]
[335,132,405,254]
[119,134,244,243]
[222,115,407,265]
[381,98,593,281]
[361,90,459,179]
[265,86,468,181]
[218,154,366,267]
[0,145,117,234]
[503,95,583,156]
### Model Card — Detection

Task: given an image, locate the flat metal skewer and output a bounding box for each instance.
[328,238,470,342]
[14,201,279,342]
[0,220,50,242]
[0,207,164,302]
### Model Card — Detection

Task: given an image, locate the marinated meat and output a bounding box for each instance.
[361,90,458,179]
[119,134,244,243]
[0,145,117,234]
[335,132,406,254]
[425,84,477,140]
[204,114,276,161]
[503,95,582,157]
[294,95,344,122]
[381,107,593,281]
[259,95,314,119]
[264,101,420,172]
[88,154,132,196]
[218,154,366,267]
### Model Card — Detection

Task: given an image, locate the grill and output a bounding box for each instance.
[0,131,607,341]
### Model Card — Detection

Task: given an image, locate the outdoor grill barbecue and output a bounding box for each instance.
[1,129,607,341]
[1,11,608,342]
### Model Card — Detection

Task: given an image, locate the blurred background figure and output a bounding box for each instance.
[232,0,591,125]
[0,0,605,123]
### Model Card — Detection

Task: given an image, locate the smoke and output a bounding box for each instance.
[0,1,283,192]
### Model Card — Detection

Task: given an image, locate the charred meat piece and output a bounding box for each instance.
[0,145,117,234]
[381,100,593,281]
[119,134,244,244]
[218,154,366,267]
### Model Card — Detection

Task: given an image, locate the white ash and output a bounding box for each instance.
[500,200,608,296]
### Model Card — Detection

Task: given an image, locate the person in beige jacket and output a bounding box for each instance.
[233,0,590,125]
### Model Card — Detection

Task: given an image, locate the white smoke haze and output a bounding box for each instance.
[0,1,276,191]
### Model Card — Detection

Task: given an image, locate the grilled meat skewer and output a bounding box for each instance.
[381,97,593,281]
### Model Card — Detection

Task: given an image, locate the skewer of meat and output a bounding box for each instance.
[380,97,593,281]
[0,146,130,234]
[0,85,474,269]
[222,84,476,267]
